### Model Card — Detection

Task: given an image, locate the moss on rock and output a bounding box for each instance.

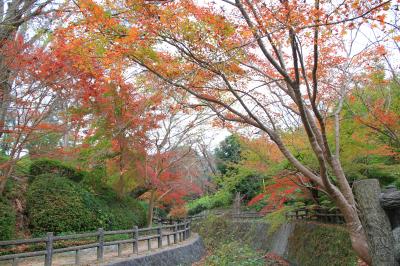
[288,222,357,266]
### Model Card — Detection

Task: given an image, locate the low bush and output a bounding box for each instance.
[29,158,84,183]
[187,190,232,215]
[27,174,99,235]
[106,196,147,229]
[27,174,147,235]
[0,197,16,240]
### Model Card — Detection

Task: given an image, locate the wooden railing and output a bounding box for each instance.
[0,221,191,266]
[153,210,265,225]
[285,207,345,224]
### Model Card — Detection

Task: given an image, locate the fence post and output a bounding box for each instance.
[118,243,122,257]
[12,258,18,266]
[186,221,189,239]
[173,222,178,244]
[133,225,139,254]
[45,232,53,266]
[180,222,184,241]
[97,228,104,261]
[187,221,191,238]
[157,227,162,248]
[75,250,80,265]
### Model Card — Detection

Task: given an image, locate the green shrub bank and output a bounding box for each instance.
[27,174,99,235]
[27,174,146,235]
[29,158,85,183]
[288,222,357,266]
[0,197,16,240]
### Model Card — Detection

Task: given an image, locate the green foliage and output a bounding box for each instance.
[205,242,265,266]
[187,190,232,215]
[265,205,296,235]
[27,174,147,235]
[25,132,62,156]
[194,215,268,265]
[193,215,231,249]
[232,174,262,202]
[288,222,357,266]
[214,134,242,175]
[29,158,85,183]
[27,174,99,235]
[104,194,147,229]
[0,197,16,240]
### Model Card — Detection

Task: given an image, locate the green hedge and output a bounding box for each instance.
[29,159,84,183]
[27,174,147,235]
[0,197,15,240]
[288,222,357,266]
[27,174,98,235]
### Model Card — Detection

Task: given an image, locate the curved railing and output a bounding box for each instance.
[285,207,345,224]
[0,221,191,266]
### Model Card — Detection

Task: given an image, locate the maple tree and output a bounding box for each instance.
[139,105,204,225]
[0,0,61,139]
[0,35,75,194]
[0,0,398,262]
[15,0,397,262]
[247,174,309,214]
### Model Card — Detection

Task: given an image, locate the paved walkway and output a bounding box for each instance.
[1,232,192,266]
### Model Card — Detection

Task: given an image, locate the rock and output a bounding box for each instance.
[380,186,400,229]
[380,188,400,210]
[393,227,400,263]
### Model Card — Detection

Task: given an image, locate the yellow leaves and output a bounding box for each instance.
[351,0,360,9]
[127,27,139,41]
[226,62,245,76]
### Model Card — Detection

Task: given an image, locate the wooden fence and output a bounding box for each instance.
[0,221,191,266]
[153,210,265,225]
[285,207,345,224]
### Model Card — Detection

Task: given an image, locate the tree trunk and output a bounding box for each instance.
[147,189,156,227]
[333,193,371,265]
[353,179,398,266]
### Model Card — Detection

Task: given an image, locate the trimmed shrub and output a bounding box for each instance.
[107,196,147,229]
[92,186,147,229]
[27,174,147,235]
[27,174,99,235]
[29,159,84,183]
[0,197,16,240]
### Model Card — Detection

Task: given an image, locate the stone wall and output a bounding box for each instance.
[197,219,356,266]
[104,234,205,266]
